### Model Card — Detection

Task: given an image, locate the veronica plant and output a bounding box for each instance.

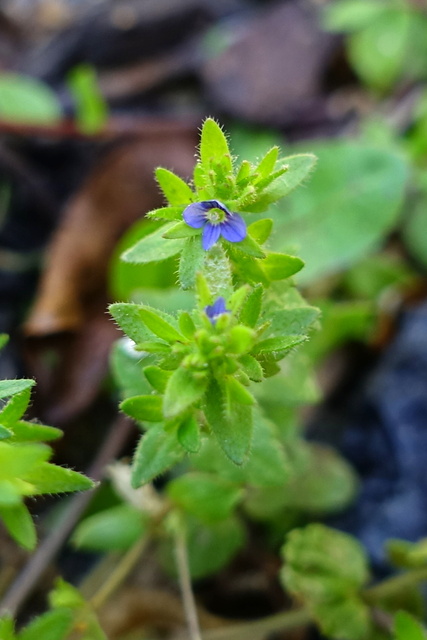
[110,118,317,479]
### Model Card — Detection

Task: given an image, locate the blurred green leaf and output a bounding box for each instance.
[163,368,208,418]
[167,473,242,523]
[0,74,61,125]
[394,611,427,640]
[132,424,185,487]
[68,64,107,134]
[274,142,408,284]
[73,504,146,552]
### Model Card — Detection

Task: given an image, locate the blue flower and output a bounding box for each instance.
[205,297,229,324]
[183,200,246,251]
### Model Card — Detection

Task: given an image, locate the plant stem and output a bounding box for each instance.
[90,537,148,611]
[364,565,427,603]
[174,523,202,640]
[200,608,311,640]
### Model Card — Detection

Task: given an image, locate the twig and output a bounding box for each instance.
[199,608,311,640]
[174,521,202,640]
[0,414,134,617]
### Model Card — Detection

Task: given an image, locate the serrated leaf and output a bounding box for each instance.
[239,354,264,382]
[167,473,242,523]
[177,415,201,453]
[204,379,252,465]
[239,284,263,327]
[143,366,171,393]
[163,367,208,418]
[121,395,163,422]
[247,218,273,244]
[73,504,146,552]
[0,503,36,549]
[262,252,304,280]
[23,462,95,494]
[179,236,206,290]
[252,335,306,355]
[109,303,153,343]
[122,223,185,263]
[131,425,185,487]
[18,609,74,640]
[394,611,427,640]
[199,118,233,174]
[0,379,35,399]
[155,168,194,205]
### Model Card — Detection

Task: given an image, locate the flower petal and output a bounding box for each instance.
[206,297,227,319]
[220,213,247,243]
[183,203,208,229]
[202,223,221,250]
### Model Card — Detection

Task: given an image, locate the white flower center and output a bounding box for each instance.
[207,208,226,225]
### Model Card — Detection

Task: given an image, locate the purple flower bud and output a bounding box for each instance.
[205,297,229,323]
[183,200,246,251]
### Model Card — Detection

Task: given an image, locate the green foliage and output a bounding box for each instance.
[72,504,147,552]
[394,611,427,640]
[281,524,371,640]
[324,1,427,92]
[271,142,408,284]
[0,74,62,125]
[67,64,108,134]
[0,377,94,549]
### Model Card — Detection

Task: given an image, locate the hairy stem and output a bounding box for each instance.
[174,523,202,640]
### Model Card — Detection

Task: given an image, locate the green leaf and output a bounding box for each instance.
[179,236,206,290]
[0,442,50,479]
[109,303,152,343]
[0,503,36,549]
[168,473,242,523]
[204,379,252,465]
[163,367,208,418]
[239,285,263,327]
[121,395,163,422]
[247,218,273,244]
[138,307,185,342]
[10,420,62,443]
[252,335,306,355]
[73,504,146,552]
[254,146,279,179]
[238,354,264,382]
[23,462,95,495]
[0,379,35,399]
[0,617,15,640]
[67,63,107,134]
[143,365,171,393]
[0,425,11,440]
[348,9,410,92]
[265,306,320,337]
[177,415,201,453]
[225,376,254,405]
[312,598,372,640]
[162,221,201,239]
[245,154,317,212]
[131,424,185,487]
[0,388,31,427]
[232,234,266,258]
[0,73,62,125]
[145,205,185,221]
[394,611,427,640]
[271,143,408,284]
[155,168,194,206]
[178,311,197,339]
[199,118,233,175]
[18,609,74,640]
[262,252,304,280]
[122,223,185,263]
[323,0,388,33]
